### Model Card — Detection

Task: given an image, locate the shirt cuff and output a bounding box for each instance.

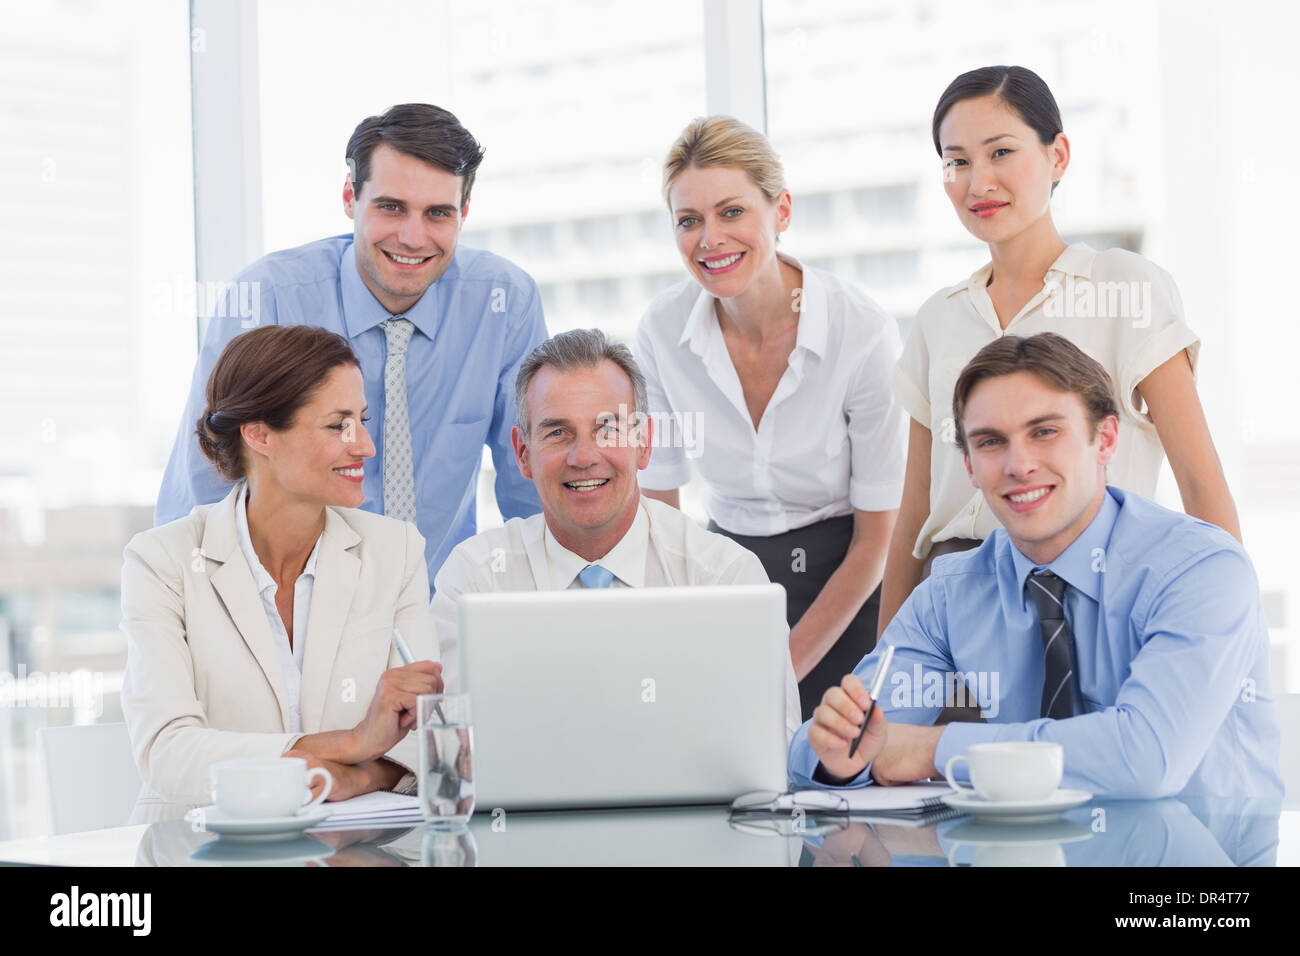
[891,365,930,426]
[638,458,691,490]
[934,721,1007,779]
[850,478,906,513]
[392,772,418,796]
[812,761,874,788]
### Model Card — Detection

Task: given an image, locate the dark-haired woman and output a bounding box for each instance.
[878,65,1241,636]
[121,325,442,823]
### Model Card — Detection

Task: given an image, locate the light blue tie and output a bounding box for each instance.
[578,565,615,589]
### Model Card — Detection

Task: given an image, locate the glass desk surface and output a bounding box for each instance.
[0,798,1295,867]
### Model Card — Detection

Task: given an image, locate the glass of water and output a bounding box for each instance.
[417,693,474,828]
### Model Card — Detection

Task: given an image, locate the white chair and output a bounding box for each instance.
[1277,693,1300,804]
[40,722,142,835]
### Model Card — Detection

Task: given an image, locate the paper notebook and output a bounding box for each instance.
[731,781,953,815]
[308,791,424,830]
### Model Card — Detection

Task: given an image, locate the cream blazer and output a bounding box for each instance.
[120,483,438,823]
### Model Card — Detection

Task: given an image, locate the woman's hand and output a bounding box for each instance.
[345,661,444,763]
[284,750,407,803]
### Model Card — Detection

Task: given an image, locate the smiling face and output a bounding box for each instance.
[344,143,466,314]
[512,360,653,561]
[938,94,1068,246]
[241,363,375,510]
[961,370,1117,565]
[668,164,790,299]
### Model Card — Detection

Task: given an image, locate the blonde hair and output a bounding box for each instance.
[662,115,786,209]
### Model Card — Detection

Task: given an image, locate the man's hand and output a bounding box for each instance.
[345,661,443,763]
[868,723,942,786]
[808,673,888,782]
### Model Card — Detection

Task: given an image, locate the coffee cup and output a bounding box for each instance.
[211,758,332,819]
[943,742,1062,802]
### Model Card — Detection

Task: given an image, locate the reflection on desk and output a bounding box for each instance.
[799,798,1284,867]
[0,798,1291,867]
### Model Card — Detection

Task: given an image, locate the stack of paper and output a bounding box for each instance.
[309,791,424,830]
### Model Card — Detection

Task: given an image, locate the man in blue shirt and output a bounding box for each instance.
[157,104,546,584]
[789,332,1282,799]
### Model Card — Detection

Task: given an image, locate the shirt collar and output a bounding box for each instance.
[339,236,452,342]
[234,481,322,596]
[947,242,1097,300]
[1010,485,1120,606]
[677,252,826,359]
[542,501,649,589]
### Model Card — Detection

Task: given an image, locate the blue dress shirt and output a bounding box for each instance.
[155,236,547,586]
[788,487,1284,799]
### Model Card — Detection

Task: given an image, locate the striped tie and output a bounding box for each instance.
[1026,570,1076,719]
[380,318,416,524]
[578,565,615,589]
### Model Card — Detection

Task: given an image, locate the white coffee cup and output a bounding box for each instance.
[211,758,332,819]
[943,742,1063,802]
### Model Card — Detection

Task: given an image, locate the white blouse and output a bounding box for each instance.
[233,483,321,733]
[894,243,1201,558]
[634,252,907,536]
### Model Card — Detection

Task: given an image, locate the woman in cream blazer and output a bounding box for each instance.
[121,326,441,823]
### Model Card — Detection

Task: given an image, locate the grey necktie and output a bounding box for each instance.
[1026,570,1076,719]
[380,318,416,524]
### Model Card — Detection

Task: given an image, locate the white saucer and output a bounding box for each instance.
[940,788,1093,824]
[184,805,333,842]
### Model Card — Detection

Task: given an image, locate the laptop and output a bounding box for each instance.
[458,584,789,811]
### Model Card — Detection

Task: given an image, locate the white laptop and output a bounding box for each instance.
[459,584,789,811]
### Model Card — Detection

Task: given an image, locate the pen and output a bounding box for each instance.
[393,628,447,723]
[847,643,895,760]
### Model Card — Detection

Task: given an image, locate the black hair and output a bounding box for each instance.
[931,65,1063,156]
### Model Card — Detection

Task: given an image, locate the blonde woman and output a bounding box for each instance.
[877,65,1240,637]
[635,116,906,720]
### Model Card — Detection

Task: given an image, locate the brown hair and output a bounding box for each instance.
[346,103,485,209]
[662,115,786,209]
[952,333,1119,453]
[197,326,360,480]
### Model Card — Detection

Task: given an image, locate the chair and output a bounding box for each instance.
[1277,693,1300,803]
[40,722,142,835]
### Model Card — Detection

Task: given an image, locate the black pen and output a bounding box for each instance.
[847,643,895,759]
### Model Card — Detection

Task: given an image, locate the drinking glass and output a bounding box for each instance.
[417,693,474,827]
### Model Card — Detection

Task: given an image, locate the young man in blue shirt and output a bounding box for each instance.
[157,104,546,585]
[789,332,1282,799]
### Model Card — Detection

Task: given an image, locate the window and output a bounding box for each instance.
[0,0,196,839]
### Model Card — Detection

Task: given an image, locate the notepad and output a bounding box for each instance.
[309,791,424,830]
[731,781,953,815]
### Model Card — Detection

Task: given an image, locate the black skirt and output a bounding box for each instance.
[709,514,881,722]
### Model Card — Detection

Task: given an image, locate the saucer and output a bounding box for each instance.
[184,805,333,842]
[940,788,1092,824]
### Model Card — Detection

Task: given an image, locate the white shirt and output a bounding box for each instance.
[634,252,907,535]
[895,243,1202,558]
[431,498,802,741]
[233,482,322,734]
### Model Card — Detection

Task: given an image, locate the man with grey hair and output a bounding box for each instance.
[431,328,800,740]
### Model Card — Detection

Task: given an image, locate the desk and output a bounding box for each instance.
[0,799,1296,866]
